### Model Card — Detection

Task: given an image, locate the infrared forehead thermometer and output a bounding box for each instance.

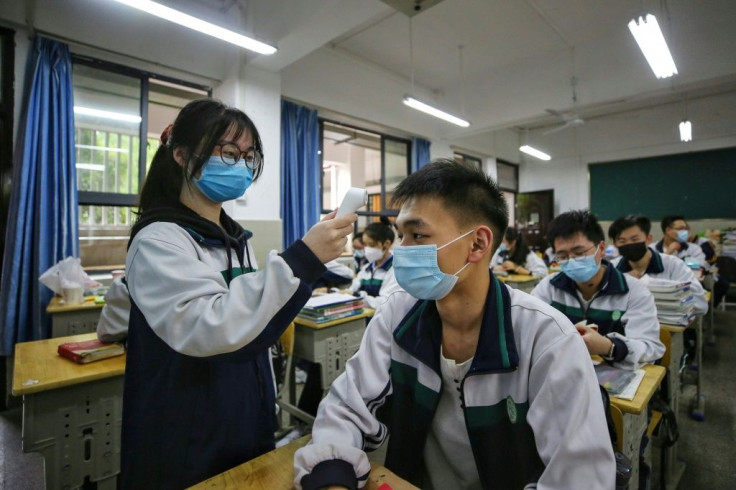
[336,187,368,217]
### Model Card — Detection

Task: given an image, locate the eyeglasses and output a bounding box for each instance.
[555,244,596,263]
[216,142,262,170]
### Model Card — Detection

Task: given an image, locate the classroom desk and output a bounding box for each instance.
[12,332,125,490]
[189,435,417,489]
[496,273,541,293]
[46,296,105,338]
[608,364,666,490]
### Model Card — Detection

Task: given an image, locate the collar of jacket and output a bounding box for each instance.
[550,259,629,296]
[368,254,393,273]
[655,239,689,253]
[393,270,519,376]
[616,248,664,274]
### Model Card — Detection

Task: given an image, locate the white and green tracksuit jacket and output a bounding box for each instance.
[532,263,664,370]
[294,272,615,490]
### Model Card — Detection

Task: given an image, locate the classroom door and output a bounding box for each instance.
[516,190,554,253]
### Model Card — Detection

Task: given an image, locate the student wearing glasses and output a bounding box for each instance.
[490,227,548,277]
[531,210,664,370]
[119,99,356,489]
[654,215,707,268]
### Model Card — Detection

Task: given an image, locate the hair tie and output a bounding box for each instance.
[160,123,174,145]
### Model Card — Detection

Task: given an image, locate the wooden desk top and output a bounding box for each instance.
[705,290,712,302]
[189,436,417,489]
[12,332,125,396]
[660,317,695,333]
[497,274,539,283]
[609,364,666,415]
[294,309,375,329]
[46,295,105,313]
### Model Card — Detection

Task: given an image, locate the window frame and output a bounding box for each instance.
[453,151,482,170]
[319,118,411,219]
[496,159,519,192]
[71,54,211,207]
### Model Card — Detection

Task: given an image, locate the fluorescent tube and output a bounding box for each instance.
[519,145,551,161]
[113,0,277,55]
[679,120,692,142]
[403,96,470,127]
[74,106,142,123]
[628,14,678,79]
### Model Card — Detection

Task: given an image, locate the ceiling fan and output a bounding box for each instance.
[542,109,585,135]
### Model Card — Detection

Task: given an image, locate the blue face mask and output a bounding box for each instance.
[676,230,689,242]
[194,156,254,203]
[393,230,474,300]
[498,243,507,253]
[560,253,600,283]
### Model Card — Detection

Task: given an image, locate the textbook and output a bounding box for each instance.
[58,339,125,364]
[594,364,642,398]
[300,293,365,323]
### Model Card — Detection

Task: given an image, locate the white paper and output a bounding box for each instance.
[610,368,646,401]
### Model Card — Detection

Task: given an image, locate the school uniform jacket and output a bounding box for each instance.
[294,272,615,490]
[351,255,403,309]
[612,249,708,316]
[120,204,325,489]
[654,239,707,269]
[532,263,664,370]
[491,250,549,277]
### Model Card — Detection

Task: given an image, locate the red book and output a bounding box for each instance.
[58,339,125,364]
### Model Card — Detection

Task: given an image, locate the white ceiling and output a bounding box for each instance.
[3,0,736,161]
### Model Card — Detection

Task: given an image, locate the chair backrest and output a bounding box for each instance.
[716,255,736,282]
[610,404,624,453]
[280,322,295,356]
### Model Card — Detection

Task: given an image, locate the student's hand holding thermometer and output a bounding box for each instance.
[301,188,366,264]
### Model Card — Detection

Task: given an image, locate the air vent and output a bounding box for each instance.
[379,0,447,17]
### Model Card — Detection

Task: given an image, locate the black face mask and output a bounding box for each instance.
[618,242,648,262]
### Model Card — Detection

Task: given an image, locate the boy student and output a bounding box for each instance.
[608,215,708,316]
[655,215,707,268]
[531,210,664,370]
[294,160,615,490]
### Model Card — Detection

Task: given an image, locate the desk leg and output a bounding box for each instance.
[690,317,705,421]
[707,291,716,345]
[22,377,123,490]
[621,411,647,490]
[663,333,684,489]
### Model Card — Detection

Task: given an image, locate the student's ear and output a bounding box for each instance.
[173,147,188,168]
[383,239,392,251]
[468,226,493,263]
[646,234,653,245]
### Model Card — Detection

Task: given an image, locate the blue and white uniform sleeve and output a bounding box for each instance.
[294,298,400,489]
[126,224,323,357]
[96,277,131,343]
[525,252,549,278]
[611,278,664,369]
[362,268,402,309]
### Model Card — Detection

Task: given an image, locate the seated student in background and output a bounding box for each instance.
[655,215,707,268]
[686,223,730,309]
[294,160,615,490]
[352,231,368,271]
[532,210,664,370]
[490,227,548,277]
[312,259,354,290]
[349,216,402,308]
[608,215,708,316]
[97,276,131,343]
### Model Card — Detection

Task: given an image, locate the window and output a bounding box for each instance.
[72,56,209,266]
[321,120,410,233]
[497,160,519,226]
[453,152,482,170]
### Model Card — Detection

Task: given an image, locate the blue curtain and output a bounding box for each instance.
[411,137,431,172]
[0,37,78,355]
[280,100,320,249]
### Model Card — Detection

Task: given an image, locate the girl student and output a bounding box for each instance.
[120,99,356,488]
[350,216,403,308]
[491,227,548,277]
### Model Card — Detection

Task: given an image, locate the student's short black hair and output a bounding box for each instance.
[364,216,395,245]
[391,158,509,249]
[608,215,651,240]
[661,215,685,232]
[547,209,604,249]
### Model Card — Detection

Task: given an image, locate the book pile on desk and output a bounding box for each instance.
[644,278,695,326]
[722,231,736,259]
[298,293,364,324]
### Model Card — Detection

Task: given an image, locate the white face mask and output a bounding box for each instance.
[364,246,384,263]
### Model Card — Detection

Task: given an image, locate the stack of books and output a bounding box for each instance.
[722,230,736,259]
[645,278,695,326]
[298,293,364,324]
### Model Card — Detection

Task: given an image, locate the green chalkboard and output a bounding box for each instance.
[589,147,736,220]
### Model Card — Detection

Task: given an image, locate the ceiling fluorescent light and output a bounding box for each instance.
[628,14,678,79]
[113,0,277,55]
[74,106,142,123]
[403,96,470,128]
[519,145,551,161]
[679,120,692,142]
